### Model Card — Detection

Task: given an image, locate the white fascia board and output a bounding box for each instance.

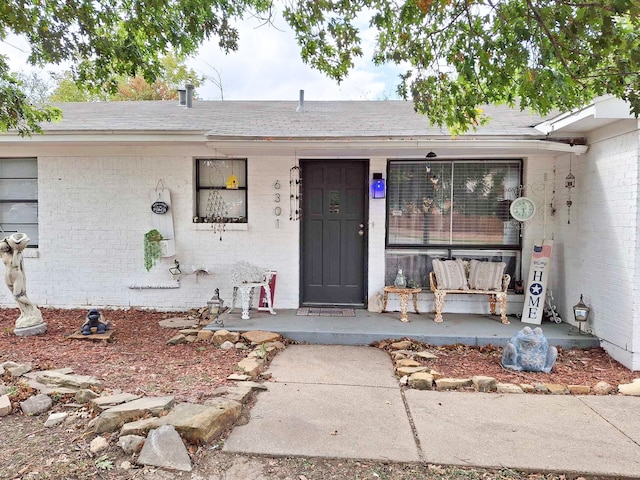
[535,96,632,134]
[0,131,208,145]
[206,138,588,156]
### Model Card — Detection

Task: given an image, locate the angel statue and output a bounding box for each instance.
[0,233,47,335]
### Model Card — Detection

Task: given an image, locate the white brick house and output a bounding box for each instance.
[1,94,638,370]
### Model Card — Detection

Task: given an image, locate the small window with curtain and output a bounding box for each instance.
[195,158,247,223]
[0,158,38,247]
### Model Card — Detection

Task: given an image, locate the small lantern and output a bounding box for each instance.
[370,173,385,199]
[207,288,224,317]
[571,294,590,335]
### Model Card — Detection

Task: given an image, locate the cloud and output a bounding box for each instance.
[189,15,403,101]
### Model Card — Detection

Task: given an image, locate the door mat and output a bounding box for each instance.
[296,308,356,317]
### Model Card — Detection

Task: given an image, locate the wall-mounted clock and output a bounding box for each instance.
[510,196,536,222]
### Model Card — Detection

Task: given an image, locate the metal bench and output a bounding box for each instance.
[228,261,276,320]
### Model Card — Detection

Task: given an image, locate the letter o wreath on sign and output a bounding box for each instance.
[151,201,169,214]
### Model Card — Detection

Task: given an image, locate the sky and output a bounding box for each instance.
[2,11,405,103]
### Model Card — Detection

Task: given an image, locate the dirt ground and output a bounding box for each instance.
[0,307,636,480]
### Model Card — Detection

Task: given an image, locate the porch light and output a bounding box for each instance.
[570,294,590,335]
[371,173,386,199]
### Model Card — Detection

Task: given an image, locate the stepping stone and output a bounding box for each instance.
[159,317,198,329]
[90,396,175,433]
[90,393,140,411]
[67,330,114,343]
[36,371,103,390]
[137,425,192,472]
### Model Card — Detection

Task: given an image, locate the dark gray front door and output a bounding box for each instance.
[301,160,367,306]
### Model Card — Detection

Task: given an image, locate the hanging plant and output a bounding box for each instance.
[143,229,163,271]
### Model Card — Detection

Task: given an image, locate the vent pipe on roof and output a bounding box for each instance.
[185,84,194,108]
[177,88,186,106]
[296,89,305,112]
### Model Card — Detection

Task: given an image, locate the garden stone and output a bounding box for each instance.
[390,340,412,350]
[396,366,428,376]
[236,357,264,378]
[75,389,100,404]
[501,326,557,373]
[618,378,640,396]
[7,363,32,377]
[496,383,524,394]
[408,372,434,390]
[568,385,590,394]
[167,334,186,345]
[118,435,146,454]
[137,425,192,472]
[90,392,140,411]
[90,436,109,453]
[545,383,569,395]
[235,342,249,350]
[241,330,280,345]
[435,378,472,391]
[472,375,497,392]
[593,381,614,395]
[213,330,240,345]
[89,396,175,433]
[220,341,235,350]
[44,412,68,427]
[228,373,251,381]
[396,359,421,367]
[20,394,53,415]
[36,371,102,390]
[197,330,214,341]
[0,394,11,416]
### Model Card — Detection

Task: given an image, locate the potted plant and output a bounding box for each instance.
[143,229,163,271]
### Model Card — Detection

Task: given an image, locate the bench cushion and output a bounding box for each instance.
[432,259,468,290]
[468,260,506,291]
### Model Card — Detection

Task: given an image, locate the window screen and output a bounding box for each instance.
[387,160,520,247]
[0,158,38,247]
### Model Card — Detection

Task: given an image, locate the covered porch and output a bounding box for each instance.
[204,309,599,350]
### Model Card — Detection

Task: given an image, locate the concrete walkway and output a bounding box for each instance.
[224,345,640,478]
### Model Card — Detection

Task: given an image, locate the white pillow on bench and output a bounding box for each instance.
[432,259,468,290]
[468,260,506,291]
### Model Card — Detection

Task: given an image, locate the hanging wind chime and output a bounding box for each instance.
[565,153,576,224]
[289,159,301,221]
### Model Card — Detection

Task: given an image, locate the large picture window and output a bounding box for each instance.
[386,159,522,287]
[195,158,247,223]
[0,158,38,247]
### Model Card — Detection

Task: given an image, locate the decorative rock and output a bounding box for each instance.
[519,384,535,393]
[408,372,434,390]
[236,357,265,379]
[472,376,497,393]
[501,326,557,373]
[159,317,197,329]
[213,330,241,345]
[414,351,438,360]
[0,394,12,416]
[227,373,251,381]
[435,378,473,391]
[396,359,421,368]
[220,341,235,350]
[121,399,242,444]
[184,335,198,343]
[167,334,186,345]
[545,383,569,395]
[89,396,175,433]
[390,340,412,350]
[90,392,140,411]
[178,329,201,336]
[429,369,444,380]
[221,383,266,403]
[120,461,133,470]
[496,383,524,394]
[137,425,192,472]
[44,412,68,427]
[533,383,549,393]
[118,435,146,454]
[241,330,281,345]
[7,363,32,377]
[1,361,19,368]
[568,385,591,395]
[618,378,640,396]
[593,381,614,395]
[75,389,100,404]
[399,375,409,386]
[90,436,109,453]
[20,394,53,415]
[396,366,428,377]
[36,371,103,390]
[265,340,286,351]
[235,342,249,350]
[197,330,214,341]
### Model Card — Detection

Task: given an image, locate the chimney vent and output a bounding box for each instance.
[177,88,186,106]
[185,84,194,108]
[296,89,305,112]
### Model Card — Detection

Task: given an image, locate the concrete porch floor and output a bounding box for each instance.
[204,309,600,349]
